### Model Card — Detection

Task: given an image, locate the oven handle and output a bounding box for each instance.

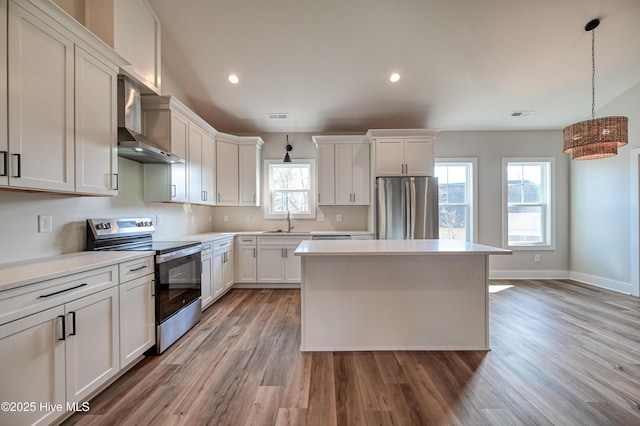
[155,244,202,264]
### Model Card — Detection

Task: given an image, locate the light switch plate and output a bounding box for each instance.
[336,214,342,222]
[224,215,229,222]
[317,214,325,222]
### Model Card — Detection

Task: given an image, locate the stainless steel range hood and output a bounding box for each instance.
[117,76,184,164]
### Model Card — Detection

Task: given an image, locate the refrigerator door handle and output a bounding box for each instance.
[407,178,416,239]
[401,178,408,239]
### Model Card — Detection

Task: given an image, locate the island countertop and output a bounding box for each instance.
[294,239,512,256]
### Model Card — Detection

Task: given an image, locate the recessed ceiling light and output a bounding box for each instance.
[228,74,239,84]
[389,73,400,83]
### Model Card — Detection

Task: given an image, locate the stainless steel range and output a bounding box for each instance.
[86,218,202,354]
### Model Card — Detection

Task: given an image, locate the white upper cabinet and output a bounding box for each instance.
[216,134,263,206]
[313,136,370,206]
[3,0,125,195]
[239,143,261,206]
[216,140,239,205]
[7,1,75,192]
[0,0,7,187]
[202,132,216,206]
[187,122,216,206]
[83,0,161,93]
[74,46,119,195]
[142,107,189,203]
[368,129,439,177]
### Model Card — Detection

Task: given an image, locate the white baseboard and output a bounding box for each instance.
[569,272,634,296]
[232,283,301,289]
[489,270,570,280]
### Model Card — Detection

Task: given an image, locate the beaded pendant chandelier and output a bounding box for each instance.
[563,19,628,160]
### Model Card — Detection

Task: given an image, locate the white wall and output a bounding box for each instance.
[435,130,570,277]
[569,81,640,295]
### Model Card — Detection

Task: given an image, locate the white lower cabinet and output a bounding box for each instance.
[119,275,154,368]
[200,241,214,309]
[257,236,310,283]
[211,236,234,300]
[65,287,120,405]
[236,236,257,283]
[0,306,66,426]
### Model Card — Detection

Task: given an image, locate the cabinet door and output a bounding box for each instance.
[8,2,75,191]
[239,144,258,206]
[283,245,302,283]
[188,123,203,204]
[236,245,257,283]
[223,248,235,289]
[170,113,189,202]
[375,139,404,176]
[352,143,370,205]
[404,139,434,176]
[75,46,118,195]
[0,306,66,426]
[257,246,286,283]
[119,275,154,368]
[316,143,334,205]
[201,252,214,309]
[213,250,225,298]
[216,141,239,204]
[334,144,353,205]
[65,287,119,405]
[0,0,8,187]
[201,133,216,206]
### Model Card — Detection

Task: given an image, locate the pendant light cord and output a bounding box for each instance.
[591,27,596,120]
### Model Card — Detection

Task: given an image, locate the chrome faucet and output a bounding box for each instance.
[287,211,294,232]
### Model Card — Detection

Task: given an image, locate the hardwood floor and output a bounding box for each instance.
[63,280,640,425]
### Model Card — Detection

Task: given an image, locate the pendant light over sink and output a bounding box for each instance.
[563,18,628,160]
[283,135,293,163]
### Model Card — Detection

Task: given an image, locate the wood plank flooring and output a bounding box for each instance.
[63,280,640,425]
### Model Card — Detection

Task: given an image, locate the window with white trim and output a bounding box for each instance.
[264,159,316,219]
[502,159,554,249]
[435,159,477,242]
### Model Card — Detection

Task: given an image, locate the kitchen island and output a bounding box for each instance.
[294,239,511,351]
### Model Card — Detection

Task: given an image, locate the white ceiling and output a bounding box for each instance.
[148,0,640,134]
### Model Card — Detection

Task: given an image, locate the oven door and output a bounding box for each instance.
[155,248,202,323]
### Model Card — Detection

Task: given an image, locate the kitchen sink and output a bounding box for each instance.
[263,230,311,234]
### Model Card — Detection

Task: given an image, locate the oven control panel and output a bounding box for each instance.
[88,218,155,238]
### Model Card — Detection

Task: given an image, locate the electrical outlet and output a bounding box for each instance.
[191,215,196,224]
[209,215,213,223]
[38,215,52,233]
[534,254,541,263]
[245,215,251,222]
[336,214,342,222]
[156,214,162,226]
[317,213,325,222]
[223,215,229,222]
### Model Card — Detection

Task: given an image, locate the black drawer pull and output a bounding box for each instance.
[69,311,77,336]
[129,265,148,272]
[38,283,87,299]
[0,151,7,177]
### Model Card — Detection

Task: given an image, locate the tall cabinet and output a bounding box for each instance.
[313,135,371,206]
[216,133,263,206]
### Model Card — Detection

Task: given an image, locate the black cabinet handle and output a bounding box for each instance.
[69,311,77,336]
[58,315,66,341]
[130,265,148,272]
[13,154,21,178]
[113,173,119,190]
[0,151,7,177]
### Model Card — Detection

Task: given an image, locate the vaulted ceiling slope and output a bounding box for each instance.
[149,0,640,134]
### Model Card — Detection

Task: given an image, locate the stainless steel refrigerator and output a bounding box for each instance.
[375,176,439,239]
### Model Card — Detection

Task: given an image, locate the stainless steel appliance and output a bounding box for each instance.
[86,218,201,354]
[375,176,439,239]
[117,76,184,164]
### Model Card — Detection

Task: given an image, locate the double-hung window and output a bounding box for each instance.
[502,158,554,249]
[264,159,316,219]
[435,159,477,242]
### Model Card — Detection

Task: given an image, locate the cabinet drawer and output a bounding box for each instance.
[236,236,257,245]
[213,237,233,252]
[0,266,118,326]
[119,256,154,283]
[201,242,213,255]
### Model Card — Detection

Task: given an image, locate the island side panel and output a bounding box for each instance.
[300,254,489,351]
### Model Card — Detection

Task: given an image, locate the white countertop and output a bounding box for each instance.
[177,230,373,242]
[294,239,512,256]
[0,251,154,292]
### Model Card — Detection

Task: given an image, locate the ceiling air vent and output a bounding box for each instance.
[267,113,289,120]
[511,110,535,117]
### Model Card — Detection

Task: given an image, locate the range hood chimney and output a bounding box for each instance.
[117,76,184,164]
